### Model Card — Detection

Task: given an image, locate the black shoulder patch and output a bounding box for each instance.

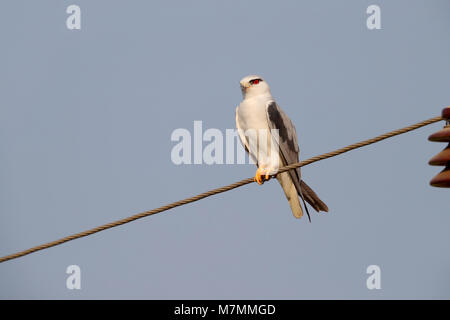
[267,102,296,152]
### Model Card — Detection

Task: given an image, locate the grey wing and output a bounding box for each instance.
[265,101,302,192]
[266,101,328,219]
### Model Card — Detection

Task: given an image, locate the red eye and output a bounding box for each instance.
[251,79,260,85]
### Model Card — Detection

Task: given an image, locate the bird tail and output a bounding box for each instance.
[300,180,329,213]
[276,172,303,219]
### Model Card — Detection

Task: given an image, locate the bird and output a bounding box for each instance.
[235,75,328,220]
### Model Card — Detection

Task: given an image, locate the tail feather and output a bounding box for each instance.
[276,171,328,220]
[276,172,303,219]
[299,180,329,212]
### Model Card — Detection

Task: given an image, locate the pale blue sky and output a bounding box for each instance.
[1,0,450,299]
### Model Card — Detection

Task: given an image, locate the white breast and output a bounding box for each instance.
[236,94,278,170]
[237,95,271,132]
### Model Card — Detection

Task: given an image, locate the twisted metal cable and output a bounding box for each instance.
[0,115,443,264]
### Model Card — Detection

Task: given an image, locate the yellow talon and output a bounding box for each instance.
[254,168,264,185]
[254,168,271,185]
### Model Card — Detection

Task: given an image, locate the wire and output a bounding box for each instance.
[0,115,443,264]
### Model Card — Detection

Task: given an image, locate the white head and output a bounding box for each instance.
[239,75,271,99]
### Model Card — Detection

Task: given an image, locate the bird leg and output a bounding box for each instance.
[254,167,272,185]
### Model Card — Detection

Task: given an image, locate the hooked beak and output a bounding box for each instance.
[240,84,250,93]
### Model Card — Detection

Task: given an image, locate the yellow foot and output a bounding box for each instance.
[254,168,272,185]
